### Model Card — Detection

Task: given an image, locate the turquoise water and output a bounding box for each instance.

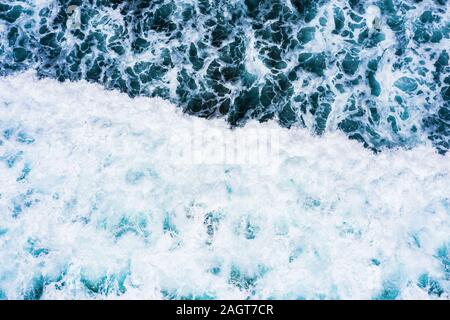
[0,0,449,300]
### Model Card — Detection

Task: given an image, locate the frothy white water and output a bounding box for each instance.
[0,72,449,300]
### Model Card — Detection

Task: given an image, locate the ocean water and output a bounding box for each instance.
[1,0,449,153]
[0,0,449,300]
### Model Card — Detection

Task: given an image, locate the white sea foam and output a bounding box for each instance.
[0,72,449,299]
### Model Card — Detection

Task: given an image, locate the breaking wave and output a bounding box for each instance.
[0,73,449,299]
[0,0,450,300]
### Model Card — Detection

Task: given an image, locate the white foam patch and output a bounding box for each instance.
[0,72,449,300]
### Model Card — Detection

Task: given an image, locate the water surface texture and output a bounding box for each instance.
[1,0,449,153]
[0,0,450,300]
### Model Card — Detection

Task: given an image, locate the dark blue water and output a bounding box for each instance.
[0,0,449,153]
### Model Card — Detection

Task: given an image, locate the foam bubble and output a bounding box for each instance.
[0,72,449,299]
